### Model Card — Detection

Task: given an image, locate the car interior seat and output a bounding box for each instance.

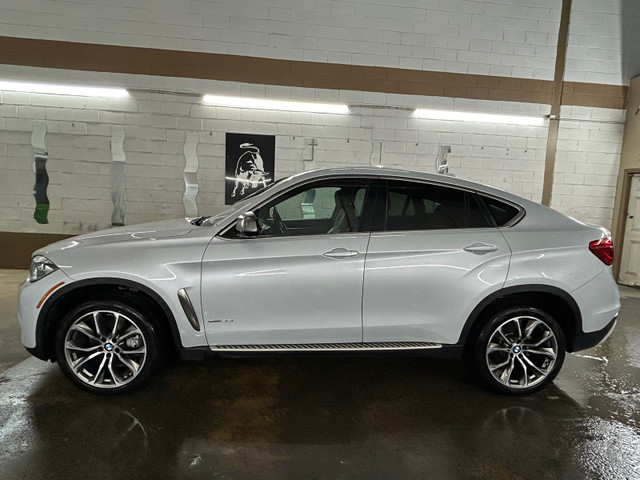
[328,188,359,233]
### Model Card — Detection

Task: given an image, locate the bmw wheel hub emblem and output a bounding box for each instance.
[513,345,521,353]
[104,343,114,352]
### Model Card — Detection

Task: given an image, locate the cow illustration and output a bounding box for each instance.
[231,143,269,197]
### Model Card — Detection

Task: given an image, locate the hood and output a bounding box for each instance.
[37,218,195,256]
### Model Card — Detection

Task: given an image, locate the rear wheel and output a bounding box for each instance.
[471,307,566,394]
[55,298,162,394]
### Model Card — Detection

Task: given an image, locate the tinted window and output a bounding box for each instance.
[384,181,492,231]
[226,179,371,238]
[468,194,492,228]
[277,185,366,221]
[481,196,521,226]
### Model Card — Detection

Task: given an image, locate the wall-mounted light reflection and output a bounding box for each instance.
[203,95,349,114]
[414,108,545,126]
[0,80,128,97]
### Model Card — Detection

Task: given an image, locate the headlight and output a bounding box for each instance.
[29,255,59,282]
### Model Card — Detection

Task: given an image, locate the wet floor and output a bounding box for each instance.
[0,270,639,479]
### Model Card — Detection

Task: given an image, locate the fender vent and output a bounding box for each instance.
[177,288,200,332]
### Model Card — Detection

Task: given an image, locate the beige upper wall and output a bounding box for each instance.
[0,36,628,110]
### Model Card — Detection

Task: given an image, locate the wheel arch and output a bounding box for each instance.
[459,285,583,354]
[34,278,182,362]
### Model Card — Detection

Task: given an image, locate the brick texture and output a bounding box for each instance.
[566,0,640,86]
[0,67,623,236]
[0,0,561,79]
[551,105,625,229]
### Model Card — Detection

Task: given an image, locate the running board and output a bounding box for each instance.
[209,341,442,352]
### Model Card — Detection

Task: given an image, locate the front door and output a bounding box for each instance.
[201,178,374,346]
[620,174,640,286]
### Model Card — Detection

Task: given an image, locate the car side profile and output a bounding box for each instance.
[18,167,620,395]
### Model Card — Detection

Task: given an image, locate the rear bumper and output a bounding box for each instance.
[571,316,617,352]
[570,269,620,332]
[568,269,619,352]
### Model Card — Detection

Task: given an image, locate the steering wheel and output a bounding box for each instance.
[271,206,288,236]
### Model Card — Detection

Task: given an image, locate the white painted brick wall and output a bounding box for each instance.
[566,0,640,85]
[0,66,622,235]
[550,105,624,229]
[0,0,560,79]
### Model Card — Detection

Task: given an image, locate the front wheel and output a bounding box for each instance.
[55,298,162,394]
[471,307,566,394]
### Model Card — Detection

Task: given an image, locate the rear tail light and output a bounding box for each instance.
[589,237,614,266]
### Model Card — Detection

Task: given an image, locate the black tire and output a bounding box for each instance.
[55,297,163,395]
[469,306,566,395]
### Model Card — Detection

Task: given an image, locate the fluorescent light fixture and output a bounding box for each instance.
[203,94,349,114]
[0,80,128,97]
[414,108,545,126]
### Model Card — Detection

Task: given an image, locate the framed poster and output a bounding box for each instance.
[225,133,275,205]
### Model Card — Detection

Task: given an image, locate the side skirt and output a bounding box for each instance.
[209,341,442,352]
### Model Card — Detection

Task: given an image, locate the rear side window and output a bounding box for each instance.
[384,181,492,231]
[481,196,521,227]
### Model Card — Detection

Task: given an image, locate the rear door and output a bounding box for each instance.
[362,179,512,345]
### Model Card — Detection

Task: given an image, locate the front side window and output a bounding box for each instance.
[384,180,492,231]
[226,179,372,238]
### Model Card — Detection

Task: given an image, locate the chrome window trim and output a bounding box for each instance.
[369,226,503,236]
[215,231,371,244]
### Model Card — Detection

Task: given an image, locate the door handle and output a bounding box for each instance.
[323,248,360,259]
[463,242,498,254]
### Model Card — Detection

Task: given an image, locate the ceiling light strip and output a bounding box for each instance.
[414,108,545,126]
[203,94,349,114]
[0,80,128,98]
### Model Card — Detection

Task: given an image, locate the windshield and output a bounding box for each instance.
[200,176,290,227]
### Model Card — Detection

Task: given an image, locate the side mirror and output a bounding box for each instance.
[236,212,259,237]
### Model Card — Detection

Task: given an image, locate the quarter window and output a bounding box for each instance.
[480,195,521,227]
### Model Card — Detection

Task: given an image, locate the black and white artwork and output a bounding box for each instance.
[225,133,275,205]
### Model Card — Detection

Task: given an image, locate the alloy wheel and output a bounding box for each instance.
[64,310,148,389]
[485,315,558,390]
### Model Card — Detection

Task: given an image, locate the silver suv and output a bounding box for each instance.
[18,168,620,395]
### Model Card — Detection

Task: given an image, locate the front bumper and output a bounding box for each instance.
[18,269,70,355]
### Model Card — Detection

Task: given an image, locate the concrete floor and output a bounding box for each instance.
[0,270,639,479]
